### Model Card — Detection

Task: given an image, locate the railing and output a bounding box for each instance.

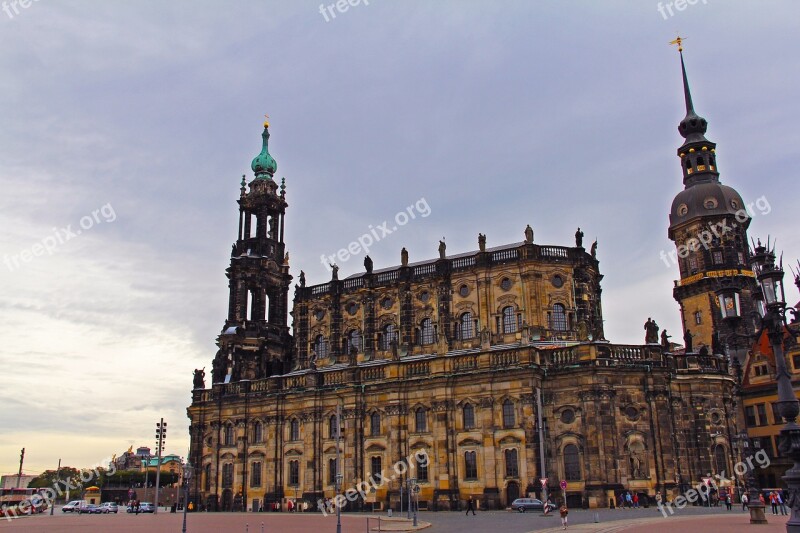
[323,371,348,386]
[452,256,476,270]
[491,249,518,262]
[311,283,330,296]
[407,361,430,377]
[453,356,477,372]
[361,366,385,381]
[492,351,519,367]
[549,348,578,366]
[376,270,399,283]
[343,277,364,290]
[539,246,569,259]
[285,376,305,389]
[413,263,436,276]
[607,345,650,361]
[250,379,270,392]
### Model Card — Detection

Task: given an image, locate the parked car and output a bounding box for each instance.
[100,502,119,513]
[127,502,155,513]
[62,500,83,513]
[78,504,104,514]
[511,498,552,512]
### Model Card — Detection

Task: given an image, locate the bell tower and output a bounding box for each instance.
[210,118,293,383]
[667,42,759,352]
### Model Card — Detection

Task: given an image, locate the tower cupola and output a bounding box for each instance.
[251,118,277,179]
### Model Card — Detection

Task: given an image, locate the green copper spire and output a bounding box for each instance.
[251,118,277,179]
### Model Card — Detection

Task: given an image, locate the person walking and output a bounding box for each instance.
[725,493,732,510]
[466,496,476,516]
[625,492,632,508]
[741,492,749,511]
[770,491,778,515]
[778,491,787,515]
[559,503,569,530]
[633,493,639,508]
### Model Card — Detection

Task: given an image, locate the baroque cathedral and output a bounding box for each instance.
[186,50,757,512]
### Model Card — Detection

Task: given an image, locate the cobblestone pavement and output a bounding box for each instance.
[2,505,786,532]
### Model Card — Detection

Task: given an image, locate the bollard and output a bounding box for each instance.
[594,512,599,523]
[261,522,265,533]
[245,525,249,533]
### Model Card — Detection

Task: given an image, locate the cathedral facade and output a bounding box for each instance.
[187,55,752,512]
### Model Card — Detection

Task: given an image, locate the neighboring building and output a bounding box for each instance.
[740,314,800,488]
[187,55,749,512]
[0,475,35,490]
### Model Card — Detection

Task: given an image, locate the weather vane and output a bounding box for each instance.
[669,35,685,52]
[264,113,270,128]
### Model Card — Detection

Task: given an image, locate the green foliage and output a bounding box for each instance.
[28,467,82,489]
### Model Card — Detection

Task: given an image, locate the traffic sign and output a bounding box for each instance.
[560,480,567,490]
[540,478,548,487]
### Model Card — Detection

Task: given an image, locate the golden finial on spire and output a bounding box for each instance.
[263,113,270,128]
[669,35,685,52]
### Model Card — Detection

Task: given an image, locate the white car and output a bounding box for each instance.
[62,500,83,513]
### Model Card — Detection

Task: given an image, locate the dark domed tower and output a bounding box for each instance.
[210,119,293,383]
[668,46,759,352]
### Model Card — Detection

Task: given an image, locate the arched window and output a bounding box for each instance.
[714,444,728,475]
[502,399,516,428]
[551,304,567,331]
[502,306,517,334]
[564,444,581,481]
[415,408,427,433]
[289,419,300,441]
[224,424,235,446]
[463,403,475,429]
[380,324,397,351]
[314,335,329,358]
[459,312,474,340]
[370,412,381,436]
[464,451,478,479]
[346,329,362,353]
[253,421,263,443]
[504,448,519,477]
[420,318,435,345]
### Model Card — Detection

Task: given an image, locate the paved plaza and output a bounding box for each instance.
[2,505,792,532]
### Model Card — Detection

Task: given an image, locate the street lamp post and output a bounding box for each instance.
[182,462,193,533]
[751,245,800,531]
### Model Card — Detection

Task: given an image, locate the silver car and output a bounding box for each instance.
[100,502,119,513]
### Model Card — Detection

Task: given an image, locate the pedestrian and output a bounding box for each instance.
[759,492,766,507]
[770,491,778,515]
[466,496,476,516]
[655,491,662,510]
[633,493,639,508]
[742,492,749,511]
[135,500,140,515]
[725,493,732,510]
[778,491,787,515]
[560,502,569,529]
[625,492,632,508]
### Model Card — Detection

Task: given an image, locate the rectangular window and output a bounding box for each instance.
[745,406,757,427]
[415,409,427,433]
[250,462,262,487]
[688,257,698,272]
[416,456,428,482]
[713,251,724,264]
[329,458,337,485]
[222,463,233,489]
[793,354,800,371]
[756,403,768,426]
[504,449,519,478]
[204,464,212,491]
[770,402,780,421]
[370,456,382,478]
[464,451,478,479]
[289,460,299,486]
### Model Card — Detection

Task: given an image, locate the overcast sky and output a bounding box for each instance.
[1,1,798,475]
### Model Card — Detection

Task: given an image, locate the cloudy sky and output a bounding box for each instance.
[1,1,798,476]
